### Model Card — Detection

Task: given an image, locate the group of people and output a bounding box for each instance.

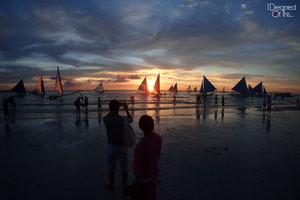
[103,100,162,200]
[74,96,89,114]
[48,94,60,100]
[2,96,16,119]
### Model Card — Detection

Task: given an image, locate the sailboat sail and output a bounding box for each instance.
[173,83,178,93]
[11,79,26,93]
[263,86,267,95]
[153,74,160,94]
[55,67,64,95]
[168,85,174,92]
[95,82,104,93]
[232,77,248,94]
[253,82,263,95]
[248,85,253,94]
[36,75,45,94]
[200,76,216,94]
[138,77,148,93]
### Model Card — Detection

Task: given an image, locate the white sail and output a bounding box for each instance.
[95,82,104,93]
[153,74,160,94]
[55,67,63,95]
[36,75,45,94]
[138,77,148,93]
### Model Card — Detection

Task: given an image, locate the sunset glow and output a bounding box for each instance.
[0,0,299,94]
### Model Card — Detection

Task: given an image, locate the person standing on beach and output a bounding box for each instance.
[222,95,225,107]
[3,98,9,120]
[196,94,202,105]
[132,115,162,200]
[173,94,176,103]
[214,95,218,108]
[74,97,81,115]
[84,96,88,113]
[130,96,135,105]
[98,97,102,111]
[263,96,267,110]
[103,100,133,191]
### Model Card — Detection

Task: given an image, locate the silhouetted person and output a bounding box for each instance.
[74,97,81,115]
[262,96,267,110]
[221,95,225,107]
[84,96,88,113]
[267,95,272,114]
[98,97,102,111]
[196,94,202,105]
[103,100,133,191]
[214,95,218,108]
[173,94,176,103]
[3,98,9,120]
[130,96,135,105]
[132,115,162,200]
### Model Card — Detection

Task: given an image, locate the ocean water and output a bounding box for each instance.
[1,90,300,200]
[0,90,298,114]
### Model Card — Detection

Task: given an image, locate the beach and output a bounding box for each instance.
[1,91,300,200]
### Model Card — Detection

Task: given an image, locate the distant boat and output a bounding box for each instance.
[11,79,26,94]
[36,75,45,95]
[55,67,64,96]
[232,77,248,94]
[193,87,197,92]
[138,77,149,94]
[95,82,104,93]
[199,76,216,94]
[169,83,178,93]
[153,74,160,96]
[187,85,192,92]
[168,85,174,92]
[253,82,267,96]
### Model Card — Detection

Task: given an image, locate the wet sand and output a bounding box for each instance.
[1,106,300,200]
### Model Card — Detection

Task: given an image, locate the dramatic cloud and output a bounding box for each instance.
[0,0,299,92]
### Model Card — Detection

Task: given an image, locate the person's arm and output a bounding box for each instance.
[123,103,133,123]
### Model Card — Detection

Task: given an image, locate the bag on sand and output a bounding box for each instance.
[122,116,136,148]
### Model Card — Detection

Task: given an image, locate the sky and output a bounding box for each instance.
[0,0,299,93]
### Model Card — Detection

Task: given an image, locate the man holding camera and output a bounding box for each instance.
[103,100,133,191]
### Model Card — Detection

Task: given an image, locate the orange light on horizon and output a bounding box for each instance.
[148,86,153,91]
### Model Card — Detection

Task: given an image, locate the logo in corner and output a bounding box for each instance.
[267,3,296,18]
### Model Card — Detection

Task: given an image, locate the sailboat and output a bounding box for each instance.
[253,82,267,96]
[95,82,104,93]
[193,87,197,92]
[199,76,217,94]
[168,85,174,92]
[169,83,178,93]
[11,79,26,94]
[232,77,248,95]
[36,75,45,95]
[55,67,64,96]
[153,74,160,97]
[138,77,149,94]
[187,85,192,92]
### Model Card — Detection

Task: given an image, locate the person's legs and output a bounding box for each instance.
[119,147,128,187]
[106,145,118,189]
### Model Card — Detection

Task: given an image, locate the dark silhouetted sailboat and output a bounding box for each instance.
[199,76,216,94]
[36,75,45,95]
[253,82,267,96]
[11,79,26,94]
[232,77,248,94]
[95,82,104,93]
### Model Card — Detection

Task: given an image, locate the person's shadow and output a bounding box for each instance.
[98,111,102,124]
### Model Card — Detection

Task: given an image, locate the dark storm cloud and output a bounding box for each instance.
[0,0,300,85]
